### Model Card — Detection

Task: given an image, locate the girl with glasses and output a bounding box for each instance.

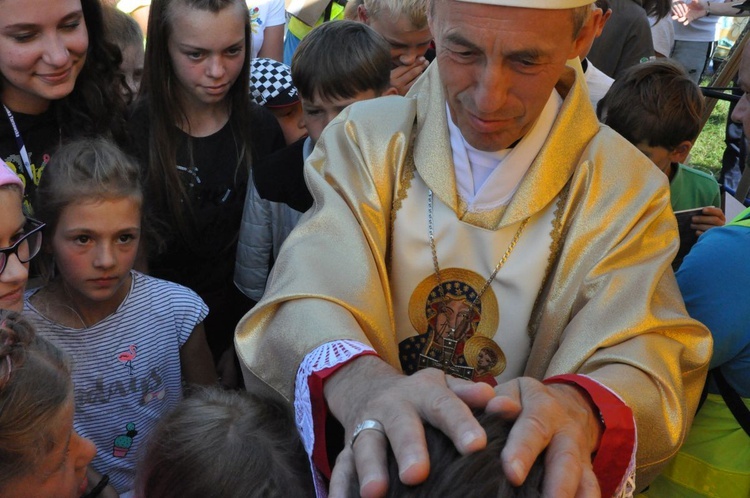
[0,163,42,311]
[23,137,216,496]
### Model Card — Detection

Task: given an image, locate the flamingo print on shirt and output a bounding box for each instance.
[117,344,137,375]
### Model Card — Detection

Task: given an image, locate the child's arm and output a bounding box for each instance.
[179,323,218,386]
[691,206,726,235]
[257,24,284,62]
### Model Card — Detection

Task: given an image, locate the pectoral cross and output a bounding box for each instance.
[418,337,474,380]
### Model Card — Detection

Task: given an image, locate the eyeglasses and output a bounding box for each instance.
[0,218,45,275]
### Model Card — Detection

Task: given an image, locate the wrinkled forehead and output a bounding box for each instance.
[430,0,580,46]
[429,0,585,31]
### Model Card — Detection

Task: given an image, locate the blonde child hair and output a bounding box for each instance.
[363,0,428,28]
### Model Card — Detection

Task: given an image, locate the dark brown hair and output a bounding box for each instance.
[641,0,672,21]
[59,0,130,144]
[350,412,544,497]
[599,58,705,149]
[136,387,315,498]
[292,20,391,102]
[137,0,253,237]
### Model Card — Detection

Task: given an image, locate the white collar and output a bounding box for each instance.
[448,90,563,211]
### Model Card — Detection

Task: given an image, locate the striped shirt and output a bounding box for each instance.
[24,271,208,494]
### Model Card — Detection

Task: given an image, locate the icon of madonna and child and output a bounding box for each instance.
[400,268,507,387]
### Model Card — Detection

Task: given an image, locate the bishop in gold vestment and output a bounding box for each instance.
[236,60,712,489]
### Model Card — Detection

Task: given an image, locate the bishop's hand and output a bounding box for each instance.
[325,356,494,498]
[486,378,604,498]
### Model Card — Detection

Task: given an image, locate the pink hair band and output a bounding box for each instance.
[0,164,23,190]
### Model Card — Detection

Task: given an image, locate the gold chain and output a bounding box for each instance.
[428,189,529,318]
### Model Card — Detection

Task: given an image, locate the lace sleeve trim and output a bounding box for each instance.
[294,340,377,497]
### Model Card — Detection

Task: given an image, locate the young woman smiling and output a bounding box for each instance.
[0,0,128,213]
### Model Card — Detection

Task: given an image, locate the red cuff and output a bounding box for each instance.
[308,350,378,479]
[545,374,635,498]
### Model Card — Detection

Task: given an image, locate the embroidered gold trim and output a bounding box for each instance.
[393,156,415,218]
[527,180,571,342]
[459,199,509,230]
[388,125,417,272]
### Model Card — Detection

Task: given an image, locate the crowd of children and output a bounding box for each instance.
[0,0,747,497]
[235,20,396,302]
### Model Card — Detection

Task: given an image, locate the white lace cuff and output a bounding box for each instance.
[295,340,377,498]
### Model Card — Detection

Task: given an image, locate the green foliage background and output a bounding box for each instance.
[688,98,730,178]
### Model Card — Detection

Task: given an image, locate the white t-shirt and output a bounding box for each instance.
[584,60,614,111]
[650,15,675,57]
[673,0,726,42]
[248,0,286,59]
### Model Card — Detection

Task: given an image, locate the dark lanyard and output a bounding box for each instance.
[2,104,33,180]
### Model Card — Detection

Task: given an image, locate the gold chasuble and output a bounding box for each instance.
[236,62,712,488]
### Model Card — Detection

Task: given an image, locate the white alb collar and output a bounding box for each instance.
[449,90,563,211]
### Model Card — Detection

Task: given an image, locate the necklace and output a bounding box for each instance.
[424,189,528,377]
[60,282,90,329]
[31,282,89,330]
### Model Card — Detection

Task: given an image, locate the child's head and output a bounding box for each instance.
[250,58,307,145]
[349,413,544,498]
[0,310,96,498]
[0,165,39,312]
[104,5,146,100]
[350,412,544,497]
[142,0,250,123]
[357,0,432,68]
[34,138,143,296]
[598,59,704,175]
[136,387,314,498]
[292,20,395,143]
